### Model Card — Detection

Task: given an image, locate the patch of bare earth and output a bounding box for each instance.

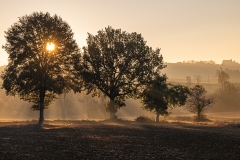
[0,121,239,159]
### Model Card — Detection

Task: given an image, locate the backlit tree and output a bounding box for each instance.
[185,85,214,121]
[1,12,80,123]
[74,26,165,119]
[216,68,229,91]
[141,74,189,122]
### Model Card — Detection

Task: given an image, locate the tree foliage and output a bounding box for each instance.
[185,85,214,121]
[186,76,192,87]
[194,75,202,84]
[214,81,240,112]
[141,74,189,122]
[224,68,240,81]
[216,68,229,90]
[214,68,240,112]
[1,12,80,123]
[74,26,165,118]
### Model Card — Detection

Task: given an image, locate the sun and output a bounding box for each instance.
[46,43,55,51]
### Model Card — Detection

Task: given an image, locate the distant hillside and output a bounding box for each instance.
[1,60,240,83]
[162,60,240,83]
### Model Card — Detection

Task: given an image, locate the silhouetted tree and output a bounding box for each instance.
[224,68,240,81]
[185,85,214,121]
[186,76,192,87]
[214,81,240,112]
[1,12,80,123]
[194,75,202,84]
[141,74,189,122]
[74,26,165,119]
[216,68,229,91]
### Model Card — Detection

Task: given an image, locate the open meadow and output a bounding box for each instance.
[0,120,240,160]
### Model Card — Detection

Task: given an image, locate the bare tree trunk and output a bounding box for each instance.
[156,112,160,122]
[39,89,45,124]
[60,94,67,120]
[197,111,201,121]
[110,112,116,119]
[108,98,117,119]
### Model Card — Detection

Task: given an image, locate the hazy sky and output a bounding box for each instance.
[0,0,240,66]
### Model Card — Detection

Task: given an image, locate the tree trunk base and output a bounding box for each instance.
[110,112,117,120]
[39,118,44,124]
[156,113,160,122]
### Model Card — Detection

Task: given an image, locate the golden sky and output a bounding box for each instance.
[0,0,240,66]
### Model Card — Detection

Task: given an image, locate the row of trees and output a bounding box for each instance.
[1,12,216,123]
[1,12,166,123]
[186,75,202,86]
[138,60,239,121]
[182,60,216,64]
[186,68,240,120]
[142,75,214,122]
[214,69,240,112]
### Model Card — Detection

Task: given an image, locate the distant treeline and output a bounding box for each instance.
[162,60,240,83]
[224,68,240,82]
[175,60,239,65]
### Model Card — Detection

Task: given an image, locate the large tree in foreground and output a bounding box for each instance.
[74,26,165,119]
[1,12,80,123]
[185,85,214,121]
[141,74,189,122]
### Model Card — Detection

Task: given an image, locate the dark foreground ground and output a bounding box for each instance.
[0,120,240,160]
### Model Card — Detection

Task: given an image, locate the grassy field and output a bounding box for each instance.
[0,120,239,160]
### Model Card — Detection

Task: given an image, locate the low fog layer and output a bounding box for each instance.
[0,88,153,121]
[1,61,240,121]
[163,60,240,83]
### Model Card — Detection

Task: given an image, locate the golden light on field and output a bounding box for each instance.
[46,43,55,51]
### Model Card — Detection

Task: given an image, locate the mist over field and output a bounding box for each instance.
[163,60,240,83]
[1,60,240,122]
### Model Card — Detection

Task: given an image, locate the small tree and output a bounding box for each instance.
[74,26,165,119]
[141,74,189,122]
[1,12,80,123]
[185,85,214,121]
[194,75,202,84]
[186,76,192,87]
[214,81,240,112]
[216,68,229,91]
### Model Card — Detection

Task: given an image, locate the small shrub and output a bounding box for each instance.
[102,116,129,123]
[135,116,154,122]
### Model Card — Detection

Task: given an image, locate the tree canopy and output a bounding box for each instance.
[141,74,189,122]
[214,81,240,112]
[185,85,214,121]
[1,12,80,123]
[216,68,229,90]
[74,26,165,119]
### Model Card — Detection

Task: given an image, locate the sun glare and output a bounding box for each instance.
[46,43,55,51]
